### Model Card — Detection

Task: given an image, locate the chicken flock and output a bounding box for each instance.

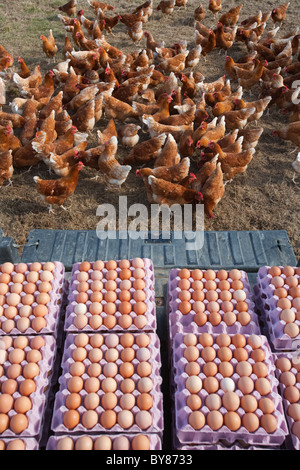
[0,0,299,217]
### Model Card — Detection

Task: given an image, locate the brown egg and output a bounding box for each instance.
[119,260,131,270]
[119,393,135,410]
[13,336,28,350]
[103,362,118,378]
[291,356,300,371]
[255,377,271,396]
[185,361,201,376]
[186,394,201,411]
[31,316,47,332]
[221,300,234,313]
[79,261,91,272]
[67,376,83,393]
[217,347,232,362]
[241,395,258,413]
[132,279,145,290]
[136,333,150,348]
[104,347,118,362]
[237,311,251,326]
[75,436,94,451]
[284,386,300,403]
[105,280,117,291]
[284,323,299,338]
[119,362,135,378]
[137,377,153,394]
[1,262,14,274]
[206,410,223,430]
[104,302,117,315]
[0,414,9,433]
[131,435,150,451]
[191,269,203,280]
[237,376,254,395]
[236,361,252,377]
[0,394,14,413]
[282,266,295,277]
[101,392,118,410]
[120,333,135,348]
[201,346,216,362]
[271,276,285,289]
[118,290,131,302]
[219,290,232,302]
[134,301,147,316]
[74,333,89,348]
[36,292,50,305]
[198,333,213,347]
[224,411,241,431]
[72,347,88,362]
[82,409,98,429]
[208,311,221,326]
[113,436,130,450]
[10,283,23,294]
[188,410,205,430]
[10,414,29,434]
[194,311,207,327]
[14,396,32,414]
[205,393,221,411]
[292,421,300,439]
[276,356,291,372]
[233,348,249,362]
[179,301,192,315]
[191,280,204,291]
[23,282,37,295]
[206,290,219,302]
[65,393,82,410]
[93,260,105,271]
[223,311,236,326]
[7,364,22,380]
[103,315,117,329]
[6,293,21,307]
[136,393,153,411]
[119,268,132,281]
[242,412,259,432]
[231,280,244,291]
[8,348,25,364]
[231,334,246,348]
[106,270,118,281]
[222,391,240,411]
[260,414,277,434]
[1,379,18,395]
[229,269,242,281]
[6,439,26,451]
[178,279,190,290]
[277,298,291,310]
[274,287,288,299]
[207,301,220,313]
[217,269,228,281]
[202,361,218,377]
[268,266,282,277]
[33,305,48,318]
[94,436,112,450]
[258,397,274,415]
[102,377,117,393]
[84,377,100,393]
[84,392,100,410]
[218,361,234,378]
[203,376,219,394]
[119,315,133,329]
[285,276,298,288]
[0,273,10,284]
[87,363,102,378]
[0,283,9,296]
[193,301,205,313]
[252,362,268,378]
[205,280,217,291]
[178,268,191,279]
[218,280,231,291]
[121,378,136,394]
[120,348,135,363]
[287,403,300,421]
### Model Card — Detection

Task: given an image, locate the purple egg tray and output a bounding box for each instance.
[51,332,164,435]
[0,262,66,337]
[172,333,288,447]
[168,269,260,343]
[253,266,300,351]
[0,437,39,450]
[274,352,300,450]
[46,433,162,450]
[64,259,156,333]
[0,335,58,439]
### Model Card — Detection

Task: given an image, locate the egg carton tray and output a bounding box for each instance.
[63,259,156,333]
[273,352,300,451]
[46,432,162,450]
[167,269,260,343]
[0,437,39,450]
[172,333,288,446]
[0,335,58,439]
[0,262,66,337]
[253,266,300,350]
[51,332,164,435]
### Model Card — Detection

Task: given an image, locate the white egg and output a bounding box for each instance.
[220,377,235,392]
[74,303,88,315]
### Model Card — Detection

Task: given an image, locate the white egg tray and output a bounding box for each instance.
[274,352,300,450]
[51,332,164,435]
[0,437,39,450]
[0,262,66,337]
[168,269,260,343]
[0,335,58,439]
[172,333,288,447]
[253,266,300,351]
[46,433,162,450]
[63,259,156,333]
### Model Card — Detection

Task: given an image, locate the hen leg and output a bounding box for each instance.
[48,204,54,213]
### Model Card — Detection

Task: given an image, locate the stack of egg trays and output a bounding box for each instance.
[0,262,67,338]
[50,332,164,441]
[46,433,162,450]
[168,268,260,345]
[63,259,156,333]
[172,332,288,447]
[253,266,299,351]
[0,335,57,446]
[274,352,300,450]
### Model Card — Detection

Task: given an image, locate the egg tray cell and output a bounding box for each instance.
[0,262,66,337]
[46,432,162,450]
[63,259,156,333]
[50,332,164,435]
[253,266,300,351]
[0,335,58,439]
[274,352,300,450]
[172,333,288,446]
[167,269,260,343]
[0,437,39,450]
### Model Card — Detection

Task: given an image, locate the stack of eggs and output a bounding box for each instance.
[168,268,289,449]
[172,332,288,448]
[48,331,163,450]
[254,265,300,449]
[0,261,66,450]
[254,266,300,350]
[168,268,260,342]
[274,354,300,450]
[63,258,156,333]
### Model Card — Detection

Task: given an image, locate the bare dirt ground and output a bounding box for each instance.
[0,0,299,260]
